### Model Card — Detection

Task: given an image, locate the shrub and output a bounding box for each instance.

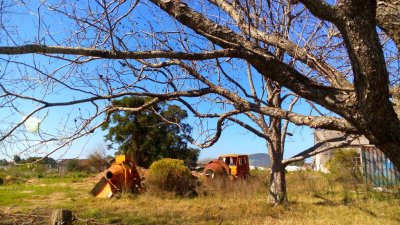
[326,148,363,202]
[147,158,196,196]
[66,159,84,172]
[0,159,8,166]
[4,175,22,184]
[326,149,362,185]
[80,147,111,173]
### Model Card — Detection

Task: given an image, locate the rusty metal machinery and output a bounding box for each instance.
[90,155,142,198]
[203,159,230,179]
[203,154,251,180]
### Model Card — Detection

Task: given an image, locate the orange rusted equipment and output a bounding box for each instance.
[90,155,142,198]
[204,154,251,180]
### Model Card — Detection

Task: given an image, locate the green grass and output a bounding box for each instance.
[0,171,399,225]
[0,177,82,210]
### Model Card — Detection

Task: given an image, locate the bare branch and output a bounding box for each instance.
[0,45,241,60]
[282,134,358,166]
[150,0,356,114]
[210,0,352,88]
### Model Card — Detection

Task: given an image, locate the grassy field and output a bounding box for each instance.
[0,170,399,225]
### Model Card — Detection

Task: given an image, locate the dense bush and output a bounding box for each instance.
[147,158,196,196]
[67,159,84,172]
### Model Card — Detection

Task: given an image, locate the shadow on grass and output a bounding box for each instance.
[313,193,339,206]
[312,193,398,220]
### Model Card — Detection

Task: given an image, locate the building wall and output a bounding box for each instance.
[314,150,331,173]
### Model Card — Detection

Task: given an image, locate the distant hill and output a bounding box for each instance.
[249,153,272,168]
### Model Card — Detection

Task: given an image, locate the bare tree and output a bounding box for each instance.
[0,0,399,204]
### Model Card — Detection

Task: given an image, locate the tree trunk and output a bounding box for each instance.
[265,80,288,205]
[49,209,73,225]
[376,0,400,50]
[269,156,287,204]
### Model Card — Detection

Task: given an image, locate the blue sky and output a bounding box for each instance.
[0,94,316,161]
[0,0,327,162]
[22,117,315,161]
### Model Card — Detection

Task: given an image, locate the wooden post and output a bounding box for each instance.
[49,209,73,225]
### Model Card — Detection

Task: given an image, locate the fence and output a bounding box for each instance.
[362,146,400,187]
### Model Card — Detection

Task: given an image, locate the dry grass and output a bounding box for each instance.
[0,171,399,225]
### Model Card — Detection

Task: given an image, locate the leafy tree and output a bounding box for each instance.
[13,155,21,163]
[41,157,57,168]
[23,156,57,167]
[103,97,199,168]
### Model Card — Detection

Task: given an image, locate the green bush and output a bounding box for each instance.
[67,159,83,172]
[326,148,363,202]
[147,158,196,196]
[326,149,362,185]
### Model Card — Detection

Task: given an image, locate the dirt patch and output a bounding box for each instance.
[26,192,67,204]
[26,178,39,184]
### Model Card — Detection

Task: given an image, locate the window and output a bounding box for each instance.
[353,153,361,166]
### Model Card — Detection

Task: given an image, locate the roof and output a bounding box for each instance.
[218,154,248,158]
[314,129,372,146]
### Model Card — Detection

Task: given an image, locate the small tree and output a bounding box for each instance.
[326,149,362,186]
[13,155,21,163]
[66,159,84,172]
[42,157,57,168]
[83,147,110,172]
